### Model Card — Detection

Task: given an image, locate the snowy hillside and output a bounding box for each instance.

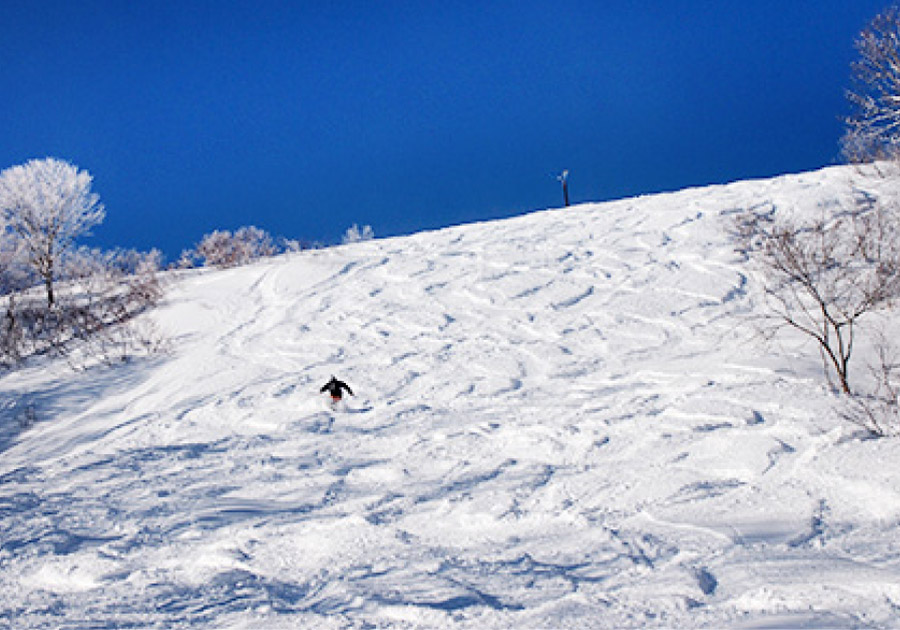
[3,166,900,628]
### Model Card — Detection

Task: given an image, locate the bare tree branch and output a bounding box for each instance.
[735,193,900,396]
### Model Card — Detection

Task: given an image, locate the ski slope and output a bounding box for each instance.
[3,165,900,628]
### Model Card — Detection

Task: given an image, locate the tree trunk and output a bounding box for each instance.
[44,275,54,308]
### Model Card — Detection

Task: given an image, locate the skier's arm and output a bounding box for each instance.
[342,383,354,396]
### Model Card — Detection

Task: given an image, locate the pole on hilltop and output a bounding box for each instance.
[558,170,570,207]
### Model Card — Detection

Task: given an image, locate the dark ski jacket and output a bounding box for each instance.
[320,377,353,399]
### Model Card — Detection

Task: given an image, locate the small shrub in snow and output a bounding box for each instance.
[176,249,196,270]
[280,237,321,253]
[343,224,374,244]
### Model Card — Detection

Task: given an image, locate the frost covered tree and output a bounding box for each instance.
[0,158,105,307]
[843,6,900,162]
[0,215,29,296]
[233,225,276,260]
[194,226,277,268]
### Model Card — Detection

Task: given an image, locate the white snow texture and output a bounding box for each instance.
[3,165,900,628]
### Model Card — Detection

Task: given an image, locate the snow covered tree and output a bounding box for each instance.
[233,225,276,261]
[0,158,105,307]
[843,6,900,162]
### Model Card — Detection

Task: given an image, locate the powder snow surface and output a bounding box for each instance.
[3,166,900,628]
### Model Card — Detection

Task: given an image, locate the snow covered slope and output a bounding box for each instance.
[3,166,900,628]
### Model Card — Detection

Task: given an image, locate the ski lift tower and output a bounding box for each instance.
[558,170,570,207]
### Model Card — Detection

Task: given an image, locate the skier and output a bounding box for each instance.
[320,376,353,406]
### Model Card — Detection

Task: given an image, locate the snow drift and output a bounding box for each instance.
[3,165,900,628]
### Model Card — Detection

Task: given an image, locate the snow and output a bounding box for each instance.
[3,165,900,628]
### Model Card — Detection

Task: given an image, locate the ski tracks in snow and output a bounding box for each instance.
[3,166,900,627]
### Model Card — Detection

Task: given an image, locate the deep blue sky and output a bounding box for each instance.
[0,1,890,259]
